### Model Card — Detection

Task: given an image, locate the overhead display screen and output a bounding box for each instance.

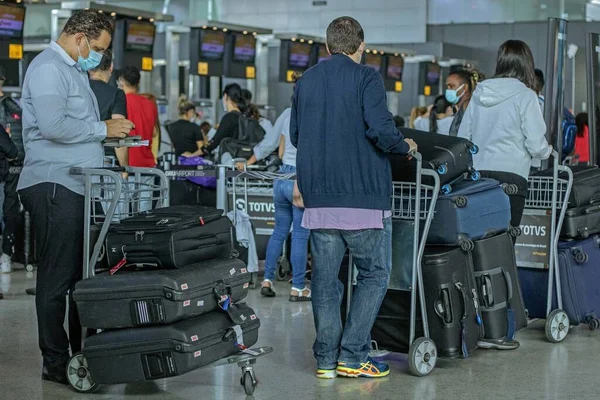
[200,30,226,60]
[289,42,311,69]
[233,33,256,63]
[364,53,382,72]
[0,5,25,39]
[318,45,331,63]
[125,21,156,53]
[386,56,404,80]
[426,62,441,85]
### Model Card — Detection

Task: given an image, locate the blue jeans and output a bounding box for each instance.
[310,217,392,369]
[263,165,309,288]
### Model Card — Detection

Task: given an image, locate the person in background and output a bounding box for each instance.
[426,95,454,135]
[88,49,128,167]
[0,65,24,274]
[17,10,134,384]
[446,67,482,136]
[535,68,545,110]
[458,39,551,352]
[138,92,161,162]
[202,83,247,157]
[574,112,590,164]
[199,121,212,138]
[409,106,427,129]
[169,99,205,158]
[242,88,274,136]
[118,66,159,211]
[291,16,416,379]
[0,124,18,277]
[393,115,405,128]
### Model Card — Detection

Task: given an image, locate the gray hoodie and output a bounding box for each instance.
[458,78,552,179]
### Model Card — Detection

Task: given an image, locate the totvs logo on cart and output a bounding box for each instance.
[235,198,275,213]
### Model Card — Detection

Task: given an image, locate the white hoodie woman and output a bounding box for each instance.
[458,40,552,228]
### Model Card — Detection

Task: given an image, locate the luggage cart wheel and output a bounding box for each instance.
[453,196,468,208]
[26,264,34,272]
[241,369,256,396]
[66,352,99,393]
[408,337,437,377]
[545,309,570,343]
[276,257,291,281]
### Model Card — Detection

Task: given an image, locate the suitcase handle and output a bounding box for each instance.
[480,275,494,308]
[502,269,513,303]
[435,288,453,325]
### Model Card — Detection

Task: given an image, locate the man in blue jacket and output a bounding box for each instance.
[290,16,416,379]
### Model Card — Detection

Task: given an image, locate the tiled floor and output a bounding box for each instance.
[1,268,598,400]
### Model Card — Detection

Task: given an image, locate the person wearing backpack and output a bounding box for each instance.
[202,83,265,163]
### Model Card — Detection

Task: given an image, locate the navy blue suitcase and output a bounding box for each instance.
[427,179,512,247]
[519,236,600,329]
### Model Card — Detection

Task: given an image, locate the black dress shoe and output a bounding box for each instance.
[42,365,69,385]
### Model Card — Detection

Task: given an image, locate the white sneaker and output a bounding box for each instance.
[0,254,12,273]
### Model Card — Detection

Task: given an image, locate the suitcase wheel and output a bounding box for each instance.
[470,171,481,181]
[572,250,588,264]
[441,184,452,195]
[588,318,600,331]
[408,337,437,377]
[453,196,468,208]
[276,257,291,281]
[545,309,570,343]
[66,352,99,393]
[241,369,257,396]
[509,226,522,238]
[460,240,474,252]
[468,144,479,155]
[436,164,448,176]
[502,184,519,196]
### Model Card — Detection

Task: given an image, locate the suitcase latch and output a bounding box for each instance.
[135,231,145,242]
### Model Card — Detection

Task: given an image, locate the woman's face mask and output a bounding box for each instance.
[445,83,465,105]
[222,96,228,112]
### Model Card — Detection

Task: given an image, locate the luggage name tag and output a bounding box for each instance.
[232,325,260,356]
[199,217,205,226]
[109,248,128,275]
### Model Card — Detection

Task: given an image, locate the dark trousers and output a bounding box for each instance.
[3,172,20,256]
[19,183,84,368]
[480,170,528,227]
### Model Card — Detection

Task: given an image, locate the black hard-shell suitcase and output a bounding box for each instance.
[73,258,250,329]
[105,205,233,269]
[561,204,600,239]
[361,246,482,358]
[389,128,478,192]
[82,304,260,384]
[471,233,528,340]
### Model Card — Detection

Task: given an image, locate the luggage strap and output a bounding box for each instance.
[454,282,470,358]
[232,325,260,357]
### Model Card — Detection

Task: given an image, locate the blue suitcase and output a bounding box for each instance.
[518,236,600,330]
[427,179,512,247]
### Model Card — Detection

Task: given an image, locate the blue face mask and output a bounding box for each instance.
[77,36,103,72]
[445,83,465,105]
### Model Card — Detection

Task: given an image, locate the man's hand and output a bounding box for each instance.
[405,138,418,156]
[105,119,135,139]
[5,124,11,137]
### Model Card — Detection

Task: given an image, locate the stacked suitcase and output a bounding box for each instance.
[72,205,261,386]
[519,166,600,330]
[376,131,529,358]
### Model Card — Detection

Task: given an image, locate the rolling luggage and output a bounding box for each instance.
[534,165,600,208]
[471,233,528,340]
[427,179,512,246]
[81,304,260,384]
[105,205,234,269]
[73,258,250,329]
[561,204,600,239]
[519,236,600,329]
[389,128,478,192]
[362,246,482,358]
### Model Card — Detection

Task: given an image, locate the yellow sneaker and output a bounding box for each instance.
[316,369,337,379]
[336,357,390,378]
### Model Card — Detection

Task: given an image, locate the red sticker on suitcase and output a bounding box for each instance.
[250,314,257,320]
[181,283,189,290]
[241,268,247,274]
[191,335,198,342]
[194,350,202,358]
[183,300,191,307]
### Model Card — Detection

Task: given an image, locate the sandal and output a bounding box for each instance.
[260,279,276,297]
[289,287,311,302]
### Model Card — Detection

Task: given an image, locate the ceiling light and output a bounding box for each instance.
[137,16,143,20]
[394,53,399,56]
[300,38,305,43]
[98,10,103,13]
[308,40,313,44]
[111,12,116,17]
[291,37,296,42]
[213,26,218,30]
[252,32,257,36]
[365,49,371,53]
[202,25,207,29]
[150,18,155,23]
[223,28,228,32]
[243,30,248,34]
[373,50,378,54]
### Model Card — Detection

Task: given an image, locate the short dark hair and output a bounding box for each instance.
[119,66,141,87]
[91,49,112,72]
[494,40,537,90]
[326,17,364,55]
[62,9,113,40]
[535,68,545,91]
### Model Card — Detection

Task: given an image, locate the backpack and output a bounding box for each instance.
[562,109,577,159]
[0,96,23,162]
[218,114,266,161]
